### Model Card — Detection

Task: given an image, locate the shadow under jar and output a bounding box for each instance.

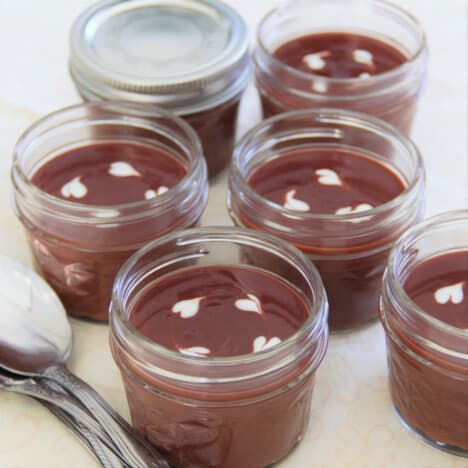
[254,0,428,134]
[228,109,425,332]
[69,0,250,178]
[11,101,208,321]
[110,227,329,468]
[380,210,468,456]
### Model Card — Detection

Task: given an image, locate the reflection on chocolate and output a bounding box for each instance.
[130,265,309,357]
[404,251,468,329]
[274,32,407,78]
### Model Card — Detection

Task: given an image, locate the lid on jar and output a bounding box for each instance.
[69,0,250,115]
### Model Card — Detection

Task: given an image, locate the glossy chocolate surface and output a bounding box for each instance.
[247,148,405,330]
[32,141,186,205]
[249,148,404,215]
[404,251,468,329]
[274,32,407,78]
[130,265,309,357]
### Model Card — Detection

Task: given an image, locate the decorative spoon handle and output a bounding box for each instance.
[0,373,126,466]
[43,401,126,468]
[46,365,171,468]
[1,376,108,443]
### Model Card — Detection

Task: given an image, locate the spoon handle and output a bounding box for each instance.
[6,378,111,446]
[46,365,171,468]
[43,401,126,468]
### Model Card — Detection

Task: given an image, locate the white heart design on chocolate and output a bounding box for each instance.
[312,80,327,93]
[335,203,373,216]
[145,190,157,200]
[61,176,88,199]
[315,168,342,186]
[145,186,169,200]
[172,297,205,318]
[178,346,211,357]
[434,282,464,305]
[303,50,330,71]
[284,189,310,212]
[253,336,282,353]
[235,294,263,314]
[353,49,374,66]
[108,161,141,177]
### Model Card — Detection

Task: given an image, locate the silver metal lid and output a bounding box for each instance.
[70,0,250,114]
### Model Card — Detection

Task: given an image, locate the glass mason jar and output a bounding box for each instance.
[228,109,425,332]
[69,0,251,178]
[11,101,208,321]
[254,0,428,134]
[380,210,468,455]
[110,227,329,468]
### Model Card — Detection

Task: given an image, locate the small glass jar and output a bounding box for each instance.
[110,227,329,468]
[11,101,208,321]
[69,0,251,178]
[228,109,425,332]
[380,210,468,456]
[254,0,428,134]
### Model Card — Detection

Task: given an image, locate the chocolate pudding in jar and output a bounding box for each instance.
[228,109,425,331]
[110,227,329,468]
[380,210,468,456]
[11,101,208,321]
[69,0,250,177]
[254,0,428,134]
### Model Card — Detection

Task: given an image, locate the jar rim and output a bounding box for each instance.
[255,0,428,97]
[69,0,251,114]
[384,210,468,339]
[110,226,329,372]
[230,108,424,225]
[12,101,206,223]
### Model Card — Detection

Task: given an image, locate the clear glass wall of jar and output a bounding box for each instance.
[380,211,468,455]
[254,0,428,134]
[11,101,208,321]
[110,227,329,468]
[228,109,425,331]
[70,0,251,178]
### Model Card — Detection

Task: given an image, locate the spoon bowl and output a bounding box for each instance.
[0,255,71,374]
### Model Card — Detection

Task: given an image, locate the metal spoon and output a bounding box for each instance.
[0,255,169,468]
[0,370,128,466]
[42,399,125,468]
[0,370,107,442]
[0,371,124,467]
